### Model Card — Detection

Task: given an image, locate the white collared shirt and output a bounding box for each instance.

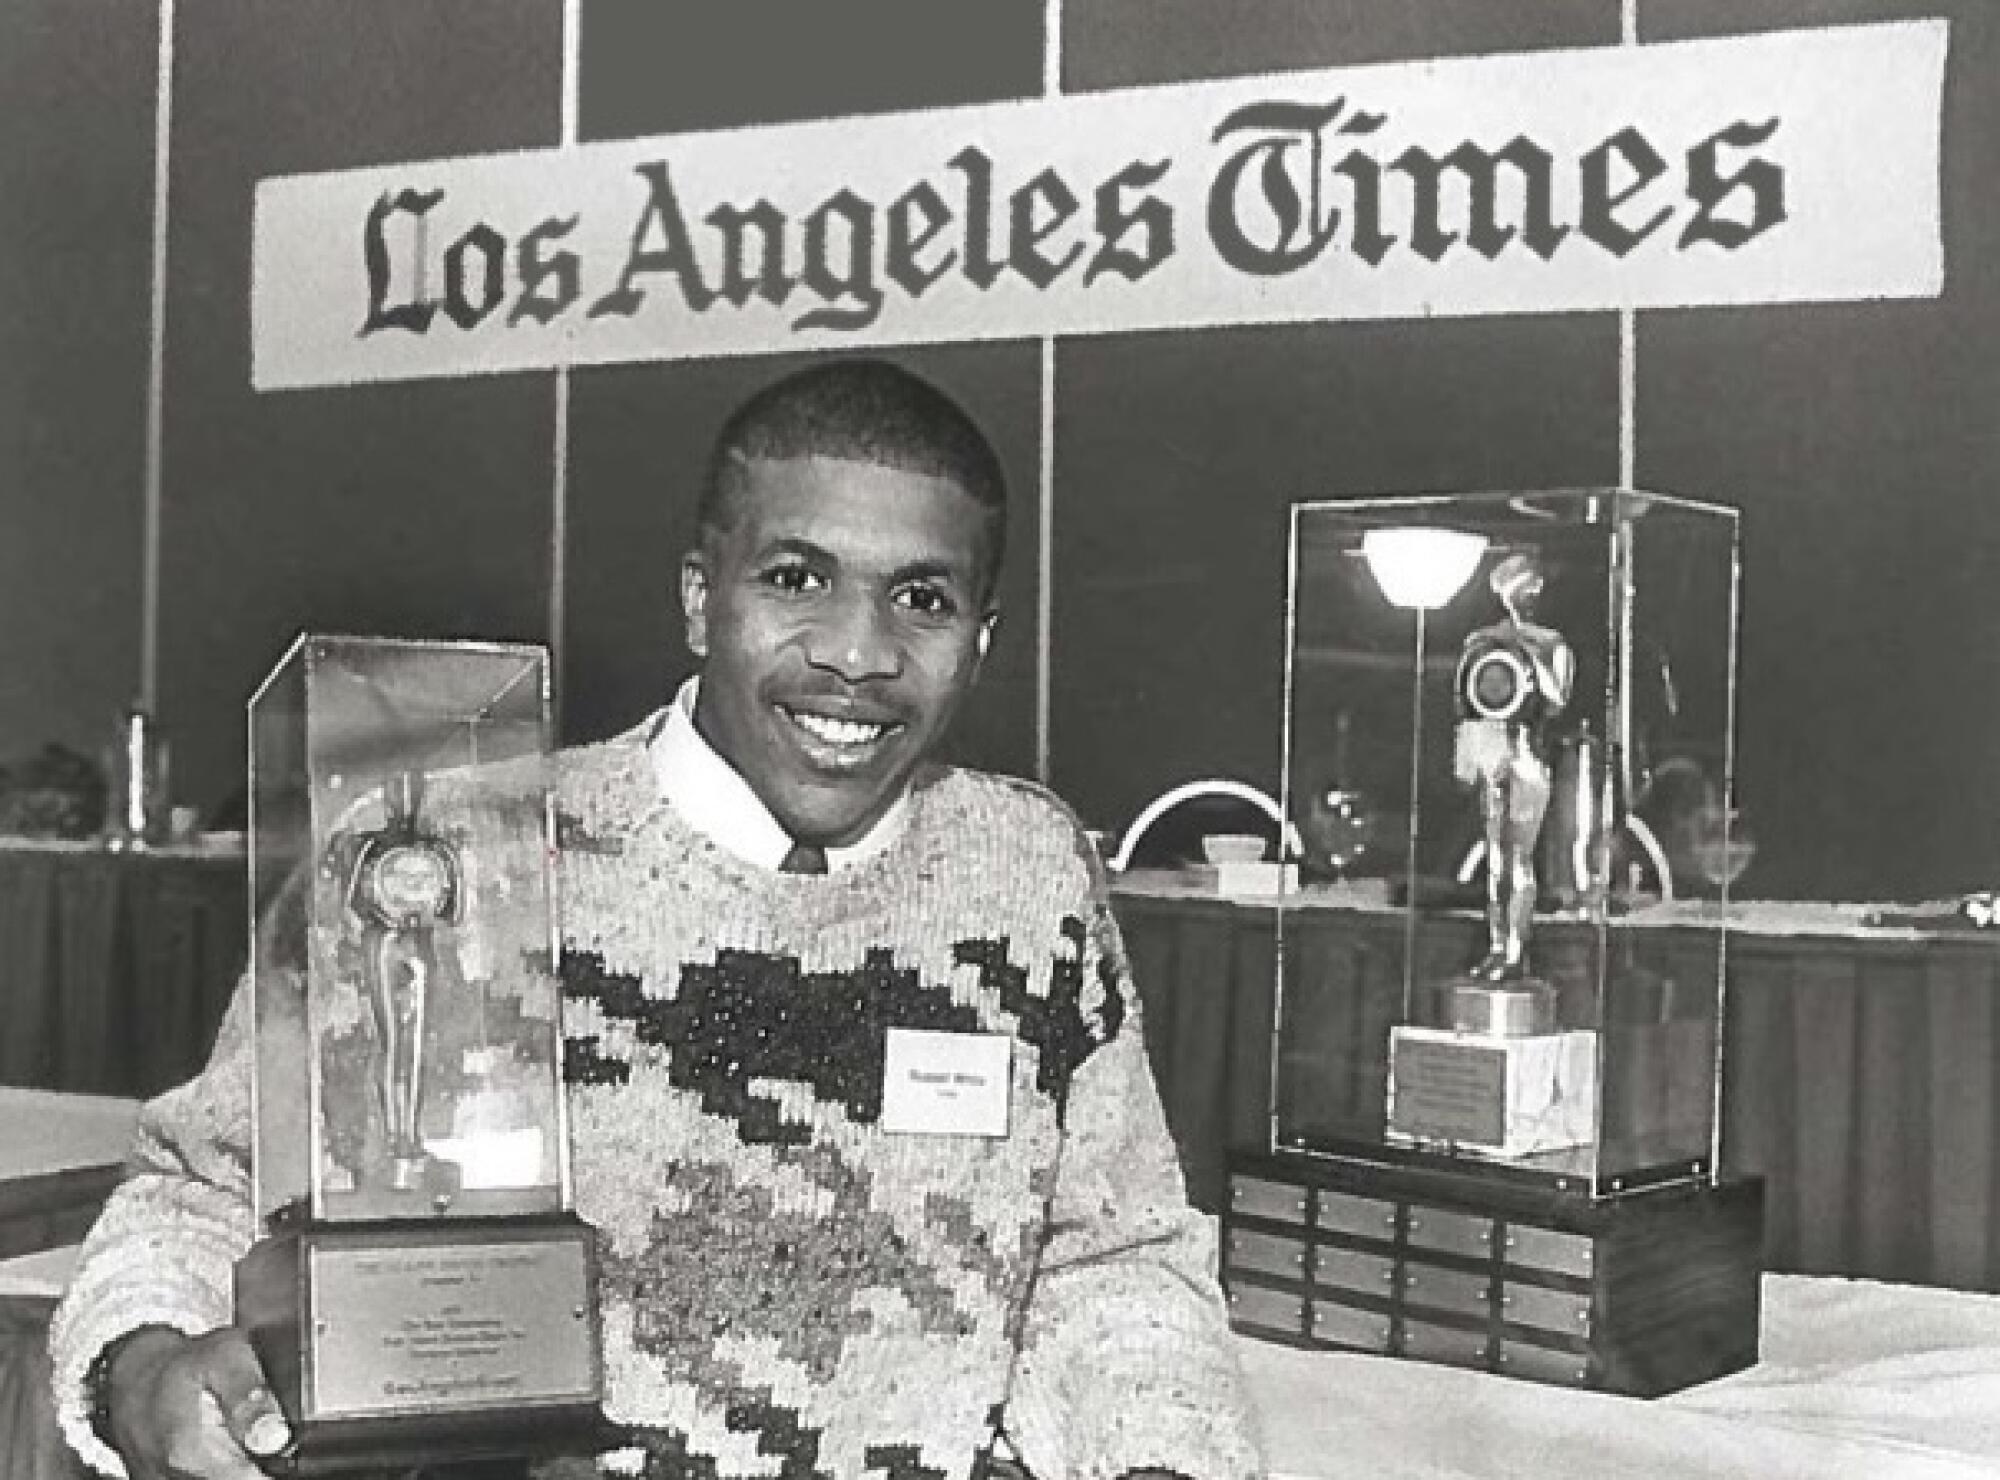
[648,677,908,873]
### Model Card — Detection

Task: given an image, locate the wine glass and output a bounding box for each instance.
[1689,804,1757,897]
[1302,787,1377,884]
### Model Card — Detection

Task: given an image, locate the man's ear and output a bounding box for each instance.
[973,612,998,668]
[680,550,711,659]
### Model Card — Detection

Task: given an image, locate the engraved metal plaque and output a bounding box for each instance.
[1503,1224,1594,1278]
[310,1235,594,1417]
[1401,1317,1491,1369]
[1312,1245,1397,1297]
[1226,1229,1307,1282]
[1500,1279,1594,1336]
[1401,1266,1494,1321]
[1390,1037,1507,1146]
[1227,1283,1305,1336]
[1231,1174,1308,1226]
[1499,1339,1591,1386]
[235,1215,606,1473]
[1310,1300,1393,1353]
[1313,1189,1398,1243]
[1404,1206,1495,1261]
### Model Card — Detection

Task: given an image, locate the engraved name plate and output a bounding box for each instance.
[309,1235,595,1418]
[1391,1036,1507,1145]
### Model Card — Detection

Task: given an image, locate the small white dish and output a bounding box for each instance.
[1202,833,1267,866]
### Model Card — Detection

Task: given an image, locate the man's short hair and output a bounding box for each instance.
[700,359,1008,599]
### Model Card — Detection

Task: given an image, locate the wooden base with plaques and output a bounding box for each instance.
[1221,1150,1763,1397]
[235,1213,609,1474]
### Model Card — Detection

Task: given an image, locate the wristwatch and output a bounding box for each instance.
[84,1324,175,1449]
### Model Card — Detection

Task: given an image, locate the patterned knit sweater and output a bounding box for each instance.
[49,723,1262,1480]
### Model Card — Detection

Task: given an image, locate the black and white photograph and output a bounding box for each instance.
[2,5,1996,1478]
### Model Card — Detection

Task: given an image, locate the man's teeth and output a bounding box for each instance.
[790,710,890,746]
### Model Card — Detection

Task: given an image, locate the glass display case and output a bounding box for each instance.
[248,635,568,1224]
[1273,490,1741,1195]
[238,635,602,1471]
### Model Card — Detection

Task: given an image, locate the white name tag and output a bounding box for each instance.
[880,1029,1012,1138]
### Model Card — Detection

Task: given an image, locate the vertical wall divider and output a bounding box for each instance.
[1615,2,1642,806]
[1620,0,1639,492]
[548,0,583,719]
[1034,0,1063,785]
[139,0,179,714]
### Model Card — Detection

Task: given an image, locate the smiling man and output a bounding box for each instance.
[51,360,1262,1480]
[673,369,1007,862]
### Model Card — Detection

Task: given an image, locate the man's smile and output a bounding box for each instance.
[778,703,905,765]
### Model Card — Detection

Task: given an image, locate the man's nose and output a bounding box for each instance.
[805,596,901,681]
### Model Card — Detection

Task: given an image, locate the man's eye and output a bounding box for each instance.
[895,584,956,618]
[763,565,824,595]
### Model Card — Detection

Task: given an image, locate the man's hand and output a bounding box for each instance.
[105,1327,293,1480]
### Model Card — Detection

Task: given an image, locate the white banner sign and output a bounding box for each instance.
[252,20,1946,390]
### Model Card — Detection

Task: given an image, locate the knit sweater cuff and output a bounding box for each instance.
[48,1188,247,1476]
[51,1301,222,1478]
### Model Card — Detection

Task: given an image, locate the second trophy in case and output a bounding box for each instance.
[1220,491,1761,1397]
[1274,489,1740,1191]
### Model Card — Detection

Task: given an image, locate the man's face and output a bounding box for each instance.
[682,454,996,848]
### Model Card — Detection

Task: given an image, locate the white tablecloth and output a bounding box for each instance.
[1245,1274,2000,1480]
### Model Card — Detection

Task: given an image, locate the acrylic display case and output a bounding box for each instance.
[1273,490,1741,1195]
[237,635,603,1472]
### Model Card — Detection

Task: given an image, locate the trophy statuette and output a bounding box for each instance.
[234,636,606,1474]
[1387,555,1598,1160]
[341,769,463,1199]
[1452,552,1574,988]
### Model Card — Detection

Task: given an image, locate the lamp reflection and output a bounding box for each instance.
[1361,527,1489,612]
[1359,526,1489,1006]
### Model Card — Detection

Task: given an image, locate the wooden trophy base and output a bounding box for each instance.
[235,1213,610,1474]
[1222,1150,1763,1397]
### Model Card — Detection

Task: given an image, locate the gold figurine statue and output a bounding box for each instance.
[340,770,464,1191]
[1453,554,1575,984]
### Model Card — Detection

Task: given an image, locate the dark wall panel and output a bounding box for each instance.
[1638,0,2000,897]
[1050,318,1619,837]
[580,0,1043,140]
[1066,0,1617,90]
[0,0,157,764]
[155,0,563,813]
[563,344,1042,781]
[1052,4,1621,839]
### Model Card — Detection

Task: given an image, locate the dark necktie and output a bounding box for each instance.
[779,840,828,875]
